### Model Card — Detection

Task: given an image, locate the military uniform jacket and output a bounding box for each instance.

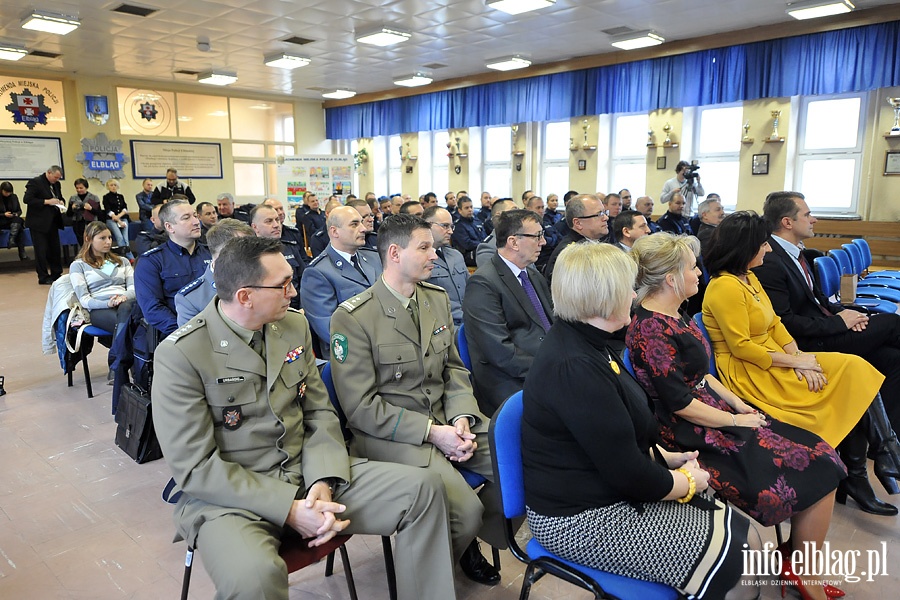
[152,301,350,545]
[428,247,468,326]
[299,245,382,352]
[330,278,488,467]
[175,265,217,327]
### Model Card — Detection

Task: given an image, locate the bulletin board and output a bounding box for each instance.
[277,155,353,212]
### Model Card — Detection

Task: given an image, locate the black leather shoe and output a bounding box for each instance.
[836,476,899,516]
[459,540,500,586]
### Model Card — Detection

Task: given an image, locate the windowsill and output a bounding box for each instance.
[814,213,861,221]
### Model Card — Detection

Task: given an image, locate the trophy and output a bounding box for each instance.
[770,110,782,140]
[582,119,594,149]
[455,137,461,153]
[511,124,518,146]
[405,143,412,160]
[888,97,900,134]
[663,122,672,145]
[570,137,577,151]
[742,121,751,142]
[647,128,655,146]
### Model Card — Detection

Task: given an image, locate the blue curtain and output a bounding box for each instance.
[325,21,900,140]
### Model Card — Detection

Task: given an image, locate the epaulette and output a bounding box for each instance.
[338,290,373,312]
[309,253,327,267]
[418,281,445,292]
[177,275,206,296]
[166,318,206,343]
[287,307,303,313]
[142,245,164,257]
[357,246,378,255]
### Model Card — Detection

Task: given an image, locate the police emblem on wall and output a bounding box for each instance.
[121,89,172,136]
[85,95,109,126]
[76,133,130,184]
[5,89,51,130]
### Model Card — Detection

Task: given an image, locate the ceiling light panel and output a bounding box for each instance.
[356,26,411,47]
[0,42,28,61]
[486,55,532,71]
[264,53,311,69]
[322,89,357,99]
[786,0,854,20]
[198,70,238,86]
[20,11,80,35]
[487,0,556,16]
[610,30,665,50]
[393,72,433,87]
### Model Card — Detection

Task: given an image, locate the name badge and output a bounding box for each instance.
[217,376,245,384]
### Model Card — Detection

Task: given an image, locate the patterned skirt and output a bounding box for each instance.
[527,497,748,599]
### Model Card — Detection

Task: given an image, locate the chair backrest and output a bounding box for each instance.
[59,226,79,246]
[842,243,864,275]
[852,238,872,270]
[321,361,352,442]
[691,313,718,378]
[813,255,840,299]
[489,390,525,520]
[622,348,637,378]
[828,248,853,275]
[457,323,472,371]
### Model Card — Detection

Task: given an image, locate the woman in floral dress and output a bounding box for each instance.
[627,233,845,600]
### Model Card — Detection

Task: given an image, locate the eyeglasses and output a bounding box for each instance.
[245,279,294,297]
[575,212,605,220]
[515,231,545,240]
[429,222,455,231]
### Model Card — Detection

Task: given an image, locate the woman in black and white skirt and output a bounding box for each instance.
[521,242,759,600]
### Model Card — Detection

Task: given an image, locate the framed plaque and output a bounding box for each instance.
[752,153,769,175]
[130,140,223,179]
[884,150,900,176]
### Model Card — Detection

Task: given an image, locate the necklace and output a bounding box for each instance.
[606,349,620,375]
[737,274,761,302]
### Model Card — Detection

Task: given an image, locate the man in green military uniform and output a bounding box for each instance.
[153,236,457,600]
[330,214,504,586]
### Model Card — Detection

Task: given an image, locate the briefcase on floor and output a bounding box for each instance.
[114,384,163,463]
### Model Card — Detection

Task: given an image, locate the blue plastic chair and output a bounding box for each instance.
[843,243,900,289]
[815,255,896,314]
[457,322,472,371]
[828,248,853,275]
[59,226,79,246]
[621,348,636,378]
[851,239,900,279]
[840,244,900,302]
[490,391,680,600]
[691,313,718,378]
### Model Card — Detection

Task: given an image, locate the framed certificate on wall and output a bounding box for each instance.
[884,150,900,175]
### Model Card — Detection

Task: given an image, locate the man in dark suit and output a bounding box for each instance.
[543,194,608,283]
[463,210,553,416]
[754,190,900,515]
[23,165,65,284]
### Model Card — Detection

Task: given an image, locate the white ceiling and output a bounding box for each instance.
[0,0,895,101]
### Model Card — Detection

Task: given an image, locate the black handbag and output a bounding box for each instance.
[114,384,163,463]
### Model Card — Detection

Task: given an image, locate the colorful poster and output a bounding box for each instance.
[277,155,354,222]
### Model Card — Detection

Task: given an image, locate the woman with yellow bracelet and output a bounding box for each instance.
[522,243,759,600]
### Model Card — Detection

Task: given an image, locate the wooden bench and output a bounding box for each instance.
[804,220,900,269]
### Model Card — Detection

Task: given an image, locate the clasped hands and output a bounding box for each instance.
[839,309,868,333]
[792,352,827,392]
[286,480,350,548]
[428,419,477,462]
[666,450,710,493]
[107,294,128,308]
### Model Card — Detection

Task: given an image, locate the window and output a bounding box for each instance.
[795,93,865,214]
[483,126,511,199]
[693,104,743,209]
[542,121,570,198]
[609,114,648,198]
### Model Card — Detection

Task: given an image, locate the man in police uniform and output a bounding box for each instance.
[135,200,211,337]
[299,206,382,357]
[330,214,503,586]
[423,206,468,327]
[176,219,254,326]
[154,236,456,600]
[263,197,307,264]
[251,204,304,309]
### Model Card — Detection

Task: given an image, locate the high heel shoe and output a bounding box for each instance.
[865,394,900,489]
[838,423,900,515]
[836,476,898,515]
[781,564,842,599]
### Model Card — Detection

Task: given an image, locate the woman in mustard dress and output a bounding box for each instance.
[702,212,900,519]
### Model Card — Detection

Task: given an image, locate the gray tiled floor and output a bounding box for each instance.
[1,266,898,599]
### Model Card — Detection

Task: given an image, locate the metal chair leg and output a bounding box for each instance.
[382,535,398,600]
[82,350,93,398]
[338,543,358,600]
[325,550,335,576]
[492,545,501,570]
[775,522,785,547]
[180,546,193,600]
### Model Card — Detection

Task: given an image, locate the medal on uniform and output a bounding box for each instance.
[222,406,243,430]
[297,382,307,400]
[285,345,304,363]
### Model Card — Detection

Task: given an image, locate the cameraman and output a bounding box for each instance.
[660,160,704,220]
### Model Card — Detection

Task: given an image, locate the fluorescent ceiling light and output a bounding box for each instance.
[264,52,311,69]
[248,104,273,110]
[786,0,854,20]
[610,30,665,50]
[21,10,80,35]
[487,0,555,15]
[486,55,531,71]
[356,26,411,47]
[0,42,28,61]
[322,89,357,100]
[197,70,238,86]
[393,72,433,87]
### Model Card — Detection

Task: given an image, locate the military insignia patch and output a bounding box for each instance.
[331,333,349,363]
[5,89,51,130]
[285,346,305,363]
[222,406,243,430]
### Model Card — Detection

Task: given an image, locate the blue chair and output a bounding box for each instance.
[815,255,896,314]
[489,391,680,600]
[839,244,900,302]
[622,348,636,378]
[457,322,472,371]
[843,242,900,288]
[64,324,113,398]
[828,248,853,275]
[0,229,9,248]
[691,313,718,378]
[59,226,79,246]
[851,239,900,279]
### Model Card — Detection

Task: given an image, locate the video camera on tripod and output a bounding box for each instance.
[684,160,700,184]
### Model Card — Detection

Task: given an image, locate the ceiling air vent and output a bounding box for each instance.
[28,50,61,59]
[601,26,634,36]
[283,36,315,46]
[112,4,159,17]
[174,69,200,75]
[422,62,448,70]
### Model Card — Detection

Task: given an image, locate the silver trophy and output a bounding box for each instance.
[888,97,900,134]
[770,110,782,140]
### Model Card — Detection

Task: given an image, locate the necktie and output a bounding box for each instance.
[797,251,833,316]
[518,271,552,331]
[250,330,266,360]
[350,254,369,284]
[408,298,420,332]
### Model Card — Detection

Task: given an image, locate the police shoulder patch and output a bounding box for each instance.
[177,276,205,296]
[142,245,164,257]
[309,253,326,267]
[418,281,445,293]
[338,290,372,312]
